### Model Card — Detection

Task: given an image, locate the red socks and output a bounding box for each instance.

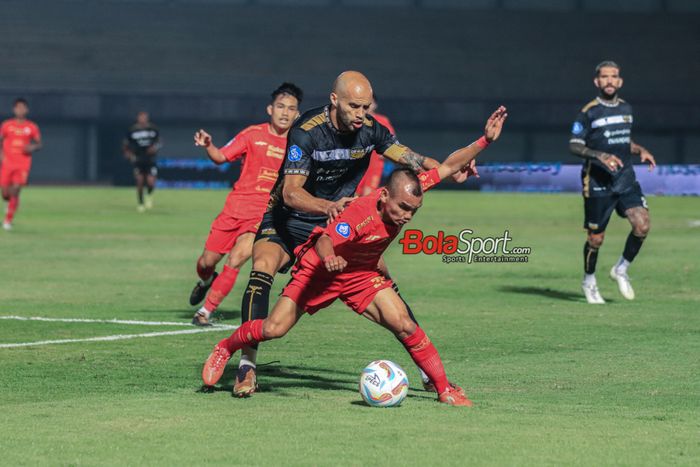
[204,266,239,312]
[221,320,265,353]
[401,326,449,394]
[4,195,18,223]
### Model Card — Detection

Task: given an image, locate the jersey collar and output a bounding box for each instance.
[596,96,620,108]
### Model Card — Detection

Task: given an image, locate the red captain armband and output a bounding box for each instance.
[475,136,490,149]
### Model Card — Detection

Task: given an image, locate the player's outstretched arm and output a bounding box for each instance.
[315,234,348,273]
[569,142,624,173]
[436,106,508,180]
[193,129,227,164]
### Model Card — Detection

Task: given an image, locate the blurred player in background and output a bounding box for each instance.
[569,61,656,304]
[189,83,303,326]
[123,111,161,212]
[230,71,477,398]
[201,106,507,406]
[0,98,42,231]
[355,95,395,196]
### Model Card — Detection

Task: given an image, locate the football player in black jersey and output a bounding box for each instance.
[123,111,161,212]
[228,71,479,397]
[569,61,656,304]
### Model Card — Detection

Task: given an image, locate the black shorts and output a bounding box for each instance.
[133,161,157,177]
[255,207,323,273]
[583,182,648,233]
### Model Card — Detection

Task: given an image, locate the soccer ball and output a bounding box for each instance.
[359,360,409,407]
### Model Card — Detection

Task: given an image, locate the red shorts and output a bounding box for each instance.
[204,213,261,255]
[282,258,393,315]
[0,164,30,187]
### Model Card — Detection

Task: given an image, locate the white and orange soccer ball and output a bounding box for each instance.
[359,360,409,407]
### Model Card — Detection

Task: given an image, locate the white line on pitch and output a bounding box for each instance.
[0,315,202,327]
[0,326,238,349]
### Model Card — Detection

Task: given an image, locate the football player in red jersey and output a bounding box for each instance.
[189,83,303,326]
[0,98,42,230]
[201,106,507,407]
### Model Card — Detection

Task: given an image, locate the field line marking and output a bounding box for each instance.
[0,325,238,349]
[0,315,203,327]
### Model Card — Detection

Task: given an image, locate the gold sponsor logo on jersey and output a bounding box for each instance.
[267,145,285,159]
[356,215,373,231]
[254,141,268,146]
[258,168,279,184]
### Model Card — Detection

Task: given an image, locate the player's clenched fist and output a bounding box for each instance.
[194,129,212,148]
[323,255,347,273]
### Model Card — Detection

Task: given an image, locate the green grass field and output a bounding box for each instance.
[1,187,698,466]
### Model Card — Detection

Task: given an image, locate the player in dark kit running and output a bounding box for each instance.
[123,111,161,212]
[569,61,656,304]
[201,106,508,406]
[229,71,478,397]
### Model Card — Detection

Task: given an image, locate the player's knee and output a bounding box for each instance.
[198,254,218,269]
[262,319,287,340]
[587,232,605,249]
[228,251,252,269]
[393,317,417,340]
[634,220,650,238]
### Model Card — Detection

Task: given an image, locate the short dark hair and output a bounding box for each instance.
[13,97,28,107]
[595,60,620,76]
[271,82,303,105]
[387,168,422,198]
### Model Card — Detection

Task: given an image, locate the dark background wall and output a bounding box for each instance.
[0,0,698,183]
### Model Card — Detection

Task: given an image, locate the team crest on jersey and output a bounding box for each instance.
[288,145,303,162]
[336,222,351,238]
[572,122,584,135]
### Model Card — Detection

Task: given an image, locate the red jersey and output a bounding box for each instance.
[219,123,287,219]
[0,118,41,168]
[298,168,442,272]
[356,113,395,195]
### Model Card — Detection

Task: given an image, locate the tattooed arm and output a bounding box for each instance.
[569,141,624,173]
[396,149,439,172]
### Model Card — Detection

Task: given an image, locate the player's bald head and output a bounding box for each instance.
[387,168,423,199]
[332,71,373,100]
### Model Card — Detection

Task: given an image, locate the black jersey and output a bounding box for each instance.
[269,105,406,223]
[125,124,160,161]
[570,97,636,197]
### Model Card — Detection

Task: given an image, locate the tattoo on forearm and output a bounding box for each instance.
[400,151,426,172]
[570,142,605,161]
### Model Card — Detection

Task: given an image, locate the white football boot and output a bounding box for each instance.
[610,266,635,300]
[2,221,12,231]
[582,282,605,304]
